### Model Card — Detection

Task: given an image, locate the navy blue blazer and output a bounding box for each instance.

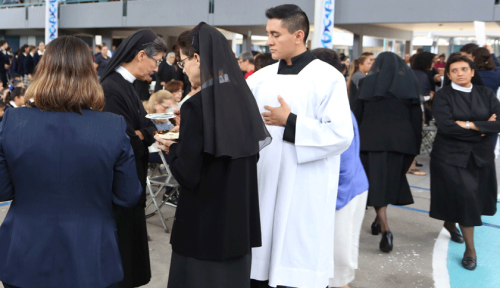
[0,107,142,288]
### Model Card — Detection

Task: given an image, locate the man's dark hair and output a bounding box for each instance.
[412,51,436,71]
[251,51,260,57]
[445,54,474,76]
[265,4,309,44]
[460,43,479,54]
[0,40,7,47]
[312,48,342,72]
[472,47,495,71]
[361,52,374,57]
[416,48,424,54]
[96,45,102,50]
[254,53,278,71]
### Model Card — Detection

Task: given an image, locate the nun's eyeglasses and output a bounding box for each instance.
[177,56,193,69]
[148,55,163,67]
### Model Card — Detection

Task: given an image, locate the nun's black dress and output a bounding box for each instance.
[353,53,423,207]
[102,71,155,287]
[430,85,500,226]
[164,22,271,288]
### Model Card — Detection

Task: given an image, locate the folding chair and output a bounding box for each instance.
[146,143,180,233]
[421,124,437,155]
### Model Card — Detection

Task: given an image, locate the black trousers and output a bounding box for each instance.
[250,280,287,288]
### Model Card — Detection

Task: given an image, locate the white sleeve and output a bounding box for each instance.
[294,74,353,164]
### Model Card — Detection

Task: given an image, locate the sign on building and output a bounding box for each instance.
[45,0,58,44]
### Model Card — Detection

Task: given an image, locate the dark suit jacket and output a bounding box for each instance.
[154,61,176,92]
[432,85,500,168]
[0,107,142,288]
[33,51,42,69]
[24,54,34,75]
[167,92,262,261]
[17,53,26,76]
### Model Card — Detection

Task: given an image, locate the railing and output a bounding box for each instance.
[0,0,123,8]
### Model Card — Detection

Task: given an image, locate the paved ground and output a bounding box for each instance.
[1,153,499,288]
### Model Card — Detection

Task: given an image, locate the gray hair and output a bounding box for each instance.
[239,51,255,64]
[143,36,168,58]
[167,52,176,58]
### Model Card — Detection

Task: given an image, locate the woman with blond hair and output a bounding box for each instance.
[0,36,142,288]
[147,90,175,130]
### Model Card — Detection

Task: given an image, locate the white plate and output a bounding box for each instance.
[146,113,175,120]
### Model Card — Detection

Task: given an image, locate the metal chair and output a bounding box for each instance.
[421,124,437,155]
[146,143,179,233]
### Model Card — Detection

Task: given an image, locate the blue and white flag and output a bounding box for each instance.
[45,0,58,44]
[312,0,335,49]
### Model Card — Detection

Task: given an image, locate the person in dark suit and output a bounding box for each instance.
[154,52,176,92]
[0,36,142,288]
[155,22,270,288]
[33,41,44,69]
[430,55,500,271]
[23,45,36,81]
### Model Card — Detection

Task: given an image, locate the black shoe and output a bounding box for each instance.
[462,256,477,270]
[371,222,381,235]
[450,231,465,243]
[416,162,423,167]
[380,231,393,253]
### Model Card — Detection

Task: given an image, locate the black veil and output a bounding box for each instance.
[358,52,421,103]
[100,29,158,82]
[190,22,271,158]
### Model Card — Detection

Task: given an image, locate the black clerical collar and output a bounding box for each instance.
[278,49,316,75]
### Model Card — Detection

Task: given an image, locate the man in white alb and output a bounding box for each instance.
[248,4,353,288]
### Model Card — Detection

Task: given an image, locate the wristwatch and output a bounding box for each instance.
[466,121,470,130]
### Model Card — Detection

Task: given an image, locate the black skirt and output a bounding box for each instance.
[167,251,251,288]
[430,157,497,226]
[360,151,415,207]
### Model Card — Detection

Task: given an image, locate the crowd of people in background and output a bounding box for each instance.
[0,3,499,287]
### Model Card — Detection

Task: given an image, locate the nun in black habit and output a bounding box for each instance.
[430,55,500,270]
[353,52,422,253]
[100,29,167,288]
[154,22,271,288]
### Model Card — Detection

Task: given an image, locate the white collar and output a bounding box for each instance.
[116,66,136,83]
[22,53,27,56]
[30,52,34,57]
[166,60,173,66]
[451,82,473,93]
[37,50,43,56]
[9,101,18,108]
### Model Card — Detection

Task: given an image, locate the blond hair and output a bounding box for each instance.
[147,90,174,113]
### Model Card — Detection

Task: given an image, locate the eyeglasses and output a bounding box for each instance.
[148,55,163,67]
[177,55,193,69]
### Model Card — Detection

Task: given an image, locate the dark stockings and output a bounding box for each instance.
[444,221,459,234]
[374,206,389,233]
[459,225,476,258]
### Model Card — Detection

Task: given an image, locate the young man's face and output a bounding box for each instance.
[0,107,4,118]
[266,19,299,60]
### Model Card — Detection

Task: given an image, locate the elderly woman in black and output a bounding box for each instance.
[154,22,270,288]
[430,55,500,271]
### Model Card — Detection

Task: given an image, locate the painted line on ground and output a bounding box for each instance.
[0,201,11,207]
[390,205,500,229]
[432,228,451,288]
[410,185,431,191]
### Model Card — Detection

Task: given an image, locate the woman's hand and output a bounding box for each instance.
[488,114,497,121]
[155,135,175,154]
